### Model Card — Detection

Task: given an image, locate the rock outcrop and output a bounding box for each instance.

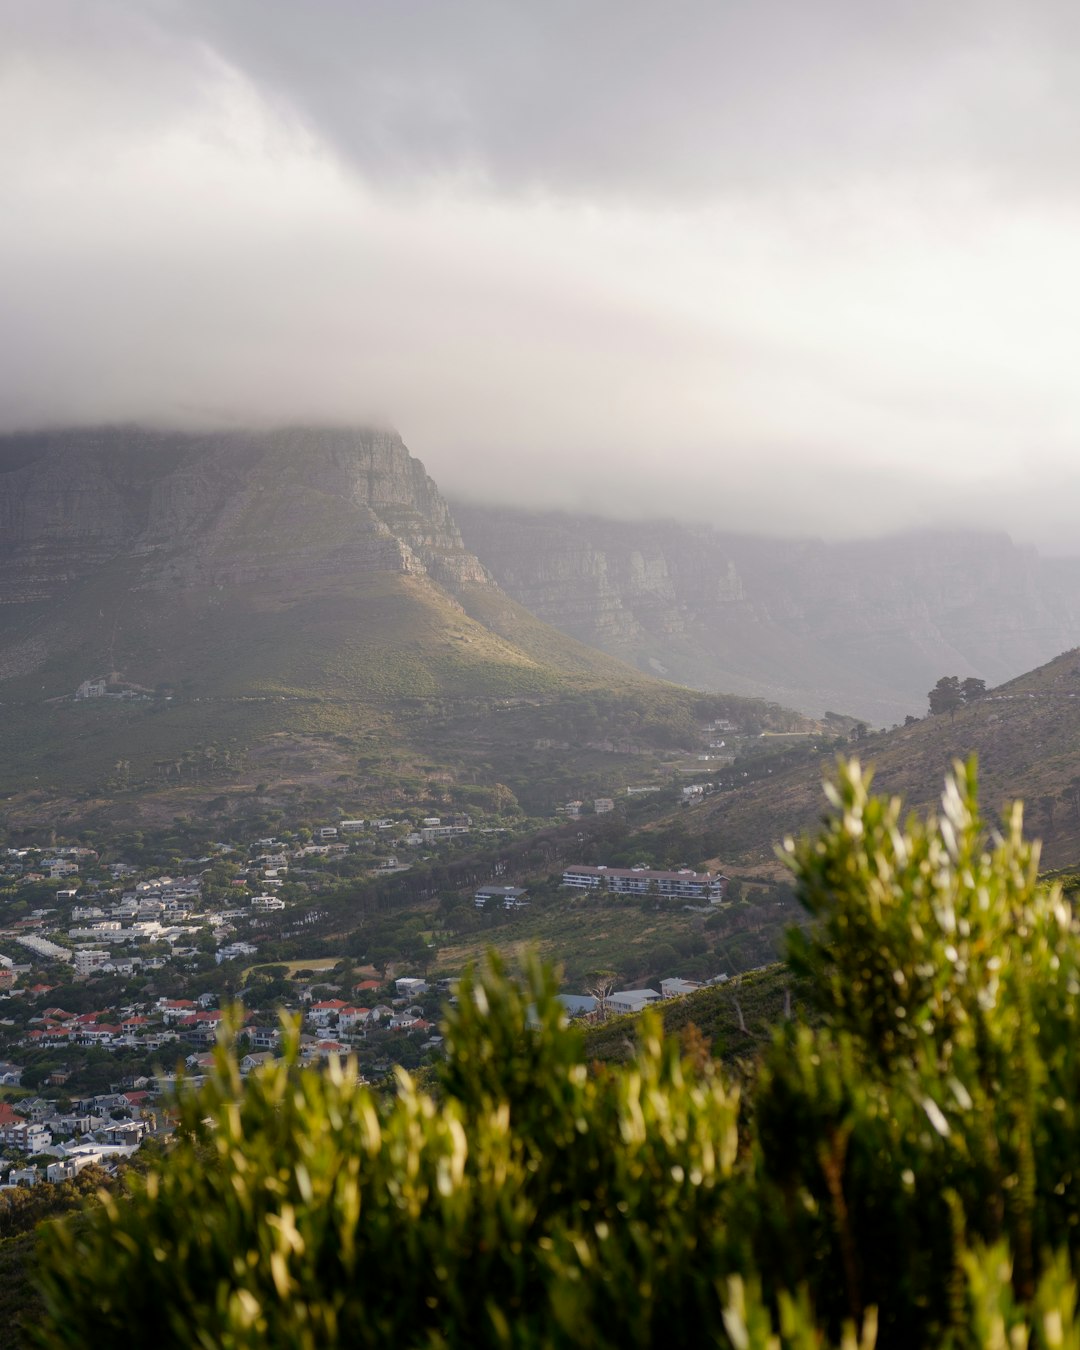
[0,425,489,606]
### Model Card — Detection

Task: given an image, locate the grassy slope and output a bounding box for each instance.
[435,889,802,990]
[674,648,1080,870]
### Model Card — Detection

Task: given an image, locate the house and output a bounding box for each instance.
[0,1121,53,1153]
[216,941,257,964]
[394,977,428,999]
[556,995,598,1019]
[308,1040,349,1061]
[608,989,662,1016]
[420,824,469,844]
[660,978,702,999]
[102,1120,148,1146]
[248,1025,282,1050]
[593,798,615,814]
[46,1156,97,1183]
[308,999,349,1027]
[474,885,529,910]
[240,1051,276,1074]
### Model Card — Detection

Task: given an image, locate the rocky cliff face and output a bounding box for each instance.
[451,503,1080,723]
[0,426,489,605]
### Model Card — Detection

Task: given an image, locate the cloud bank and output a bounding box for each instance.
[4,2,1080,546]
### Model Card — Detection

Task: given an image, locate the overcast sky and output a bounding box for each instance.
[4,1,1080,545]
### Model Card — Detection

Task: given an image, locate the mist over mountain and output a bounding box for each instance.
[452,502,1080,725]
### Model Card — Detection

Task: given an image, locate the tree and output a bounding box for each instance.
[35,763,1080,1348]
[928,675,988,716]
[961,676,987,703]
[927,675,963,715]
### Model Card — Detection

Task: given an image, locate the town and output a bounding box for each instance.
[0,804,745,1192]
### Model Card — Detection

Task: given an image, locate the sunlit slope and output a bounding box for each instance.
[675,647,1080,869]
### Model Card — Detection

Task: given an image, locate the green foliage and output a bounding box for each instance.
[36,961,743,1347]
[32,760,1080,1346]
[928,675,986,716]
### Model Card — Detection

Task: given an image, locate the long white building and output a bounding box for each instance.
[561,866,726,902]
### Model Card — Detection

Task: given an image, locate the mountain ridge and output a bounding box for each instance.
[451,501,1080,724]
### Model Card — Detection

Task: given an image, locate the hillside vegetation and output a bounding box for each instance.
[674,647,1080,869]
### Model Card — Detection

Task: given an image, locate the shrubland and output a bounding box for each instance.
[31,759,1080,1347]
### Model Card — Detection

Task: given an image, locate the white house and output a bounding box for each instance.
[608,989,662,1016]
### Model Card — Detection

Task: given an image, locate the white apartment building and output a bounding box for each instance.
[561,866,727,902]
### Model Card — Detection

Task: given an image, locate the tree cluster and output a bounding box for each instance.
[927,675,987,715]
[33,761,1080,1347]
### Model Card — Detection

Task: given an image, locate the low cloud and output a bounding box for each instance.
[3,2,1080,547]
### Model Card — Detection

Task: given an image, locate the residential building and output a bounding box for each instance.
[561,866,727,902]
[474,885,529,909]
[608,989,662,1016]
[74,950,111,978]
[660,978,702,999]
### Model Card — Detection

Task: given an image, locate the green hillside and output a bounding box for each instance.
[671,647,1080,870]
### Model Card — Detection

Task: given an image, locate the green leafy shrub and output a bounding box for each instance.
[33,760,1080,1347]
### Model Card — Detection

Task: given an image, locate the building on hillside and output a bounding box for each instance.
[608,989,662,1016]
[395,977,428,999]
[420,825,469,844]
[593,798,615,814]
[561,866,727,902]
[660,978,702,999]
[74,950,111,978]
[473,885,529,910]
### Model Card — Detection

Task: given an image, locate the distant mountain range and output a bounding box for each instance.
[451,503,1080,725]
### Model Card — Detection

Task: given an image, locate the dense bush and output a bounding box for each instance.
[33,760,1080,1346]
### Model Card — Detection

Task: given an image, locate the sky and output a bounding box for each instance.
[4,1,1080,544]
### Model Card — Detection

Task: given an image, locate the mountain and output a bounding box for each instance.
[450,503,1080,725]
[0,426,809,831]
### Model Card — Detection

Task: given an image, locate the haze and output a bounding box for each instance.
[4,1,1080,545]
